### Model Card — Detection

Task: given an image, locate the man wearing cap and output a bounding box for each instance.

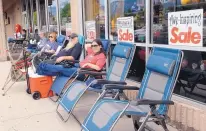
[36,33,82,76]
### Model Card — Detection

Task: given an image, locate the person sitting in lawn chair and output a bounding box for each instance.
[42,31,59,54]
[36,31,48,51]
[36,39,106,78]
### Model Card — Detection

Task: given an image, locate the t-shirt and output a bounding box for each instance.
[80,47,106,70]
[37,38,48,50]
[56,42,82,60]
[47,41,59,51]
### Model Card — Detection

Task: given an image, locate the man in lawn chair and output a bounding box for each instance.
[36,39,106,78]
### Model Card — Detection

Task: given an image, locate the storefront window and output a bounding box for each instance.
[59,0,71,35]
[152,0,206,46]
[109,0,145,43]
[175,50,206,103]
[32,0,37,30]
[110,44,146,82]
[84,0,106,39]
[39,0,46,31]
[48,0,57,32]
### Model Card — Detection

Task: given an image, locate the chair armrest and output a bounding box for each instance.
[105,85,139,90]
[133,99,174,106]
[78,70,107,76]
[92,79,127,85]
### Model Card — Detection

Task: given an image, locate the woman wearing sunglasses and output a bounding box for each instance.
[43,32,59,54]
[37,39,106,77]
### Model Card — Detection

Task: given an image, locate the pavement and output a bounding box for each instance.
[0,61,178,131]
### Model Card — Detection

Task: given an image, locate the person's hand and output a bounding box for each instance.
[82,63,92,68]
[56,56,65,63]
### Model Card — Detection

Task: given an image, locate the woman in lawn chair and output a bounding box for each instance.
[37,39,106,78]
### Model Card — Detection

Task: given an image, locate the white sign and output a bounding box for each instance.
[117,17,134,42]
[66,23,72,39]
[85,21,96,41]
[168,9,203,47]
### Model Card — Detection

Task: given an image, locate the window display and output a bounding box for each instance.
[84,0,106,39]
[110,44,146,82]
[59,0,71,35]
[109,0,146,43]
[152,0,206,46]
[175,50,206,103]
[48,0,57,32]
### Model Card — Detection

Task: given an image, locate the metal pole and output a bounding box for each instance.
[45,0,49,32]
[145,0,151,63]
[36,0,41,32]
[30,0,34,33]
[56,0,60,35]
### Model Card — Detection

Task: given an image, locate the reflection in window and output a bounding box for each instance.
[59,0,71,35]
[175,50,206,103]
[109,0,145,43]
[48,0,57,32]
[84,0,106,39]
[152,0,206,46]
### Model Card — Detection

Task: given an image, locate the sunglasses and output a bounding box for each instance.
[49,36,53,38]
[91,45,99,48]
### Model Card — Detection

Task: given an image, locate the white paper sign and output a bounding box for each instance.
[66,23,72,38]
[168,9,203,47]
[117,17,134,42]
[85,21,96,41]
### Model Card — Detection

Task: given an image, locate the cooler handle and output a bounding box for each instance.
[40,80,48,84]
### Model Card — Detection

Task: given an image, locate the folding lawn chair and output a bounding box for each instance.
[2,49,32,96]
[80,47,183,131]
[56,42,136,122]
[49,39,110,102]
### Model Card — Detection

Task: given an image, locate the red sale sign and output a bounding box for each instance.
[168,9,203,47]
[117,17,134,42]
[85,21,96,41]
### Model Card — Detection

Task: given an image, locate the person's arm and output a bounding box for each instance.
[56,44,82,63]
[45,49,55,54]
[82,56,106,71]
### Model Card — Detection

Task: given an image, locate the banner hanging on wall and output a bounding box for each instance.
[168,9,203,47]
[66,23,72,39]
[117,16,134,42]
[85,21,96,41]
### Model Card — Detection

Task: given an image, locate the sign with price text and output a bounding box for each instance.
[117,17,134,42]
[168,9,203,47]
[85,21,96,41]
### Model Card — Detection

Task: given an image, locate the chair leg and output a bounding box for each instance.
[2,78,12,90]
[138,113,150,131]
[2,74,23,96]
[160,119,169,131]
[56,104,71,122]
[2,70,12,90]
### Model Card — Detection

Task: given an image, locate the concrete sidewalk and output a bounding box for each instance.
[0,61,178,131]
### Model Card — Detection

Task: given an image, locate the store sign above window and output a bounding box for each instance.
[168,9,203,47]
[117,17,134,43]
[85,21,96,41]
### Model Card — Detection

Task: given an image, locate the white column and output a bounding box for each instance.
[0,0,7,61]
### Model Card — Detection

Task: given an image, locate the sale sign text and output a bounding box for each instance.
[168,9,203,46]
[117,17,134,42]
[85,21,96,41]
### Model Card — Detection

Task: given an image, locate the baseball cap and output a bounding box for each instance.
[70,33,78,39]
